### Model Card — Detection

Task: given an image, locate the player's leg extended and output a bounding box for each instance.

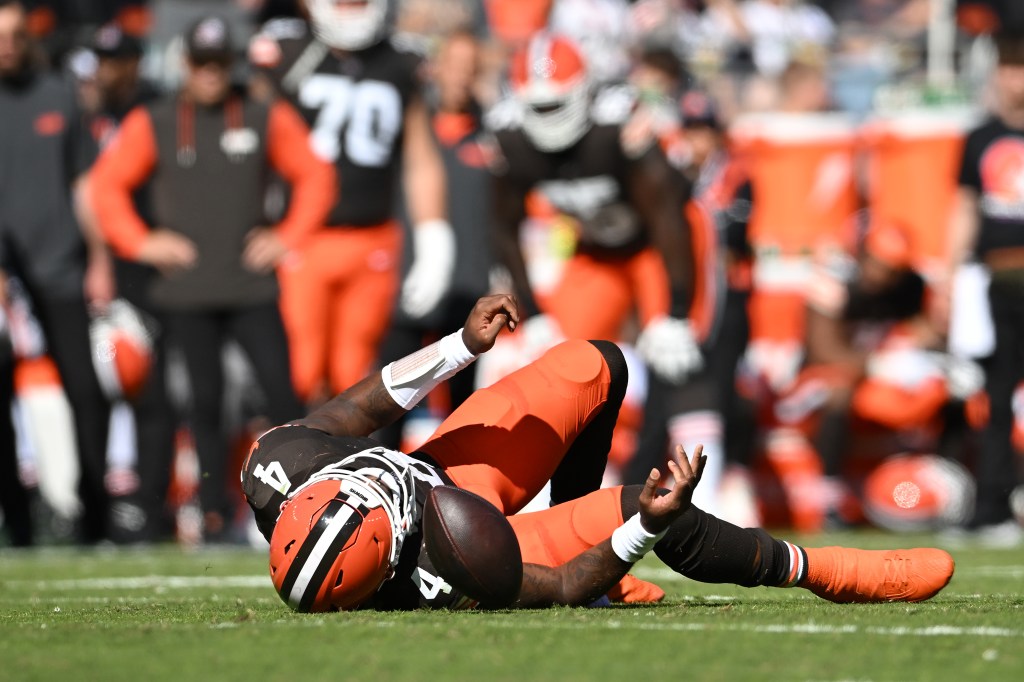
[418,339,625,514]
[615,487,955,603]
[329,222,402,394]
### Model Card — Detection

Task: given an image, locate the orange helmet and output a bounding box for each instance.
[90,299,154,401]
[269,451,416,612]
[862,454,975,532]
[509,33,590,152]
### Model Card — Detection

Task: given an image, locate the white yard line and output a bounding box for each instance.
[205,618,1024,639]
[2,575,271,590]
[460,620,1024,639]
[632,565,1024,582]
[5,564,1023,591]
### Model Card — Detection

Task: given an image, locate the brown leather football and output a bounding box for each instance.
[422,486,523,608]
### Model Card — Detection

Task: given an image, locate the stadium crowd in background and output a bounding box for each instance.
[1,0,1023,548]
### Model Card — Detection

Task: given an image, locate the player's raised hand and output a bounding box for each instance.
[638,444,706,534]
[461,294,520,354]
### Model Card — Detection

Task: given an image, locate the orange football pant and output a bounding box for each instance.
[509,486,625,567]
[543,248,670,341]
[278,222,402,401]
[419,339,612,514]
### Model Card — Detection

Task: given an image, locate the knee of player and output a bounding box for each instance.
[587,339,628,390]
[542,338,609,385]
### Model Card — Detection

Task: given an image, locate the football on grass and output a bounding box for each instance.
[422,486,523,608]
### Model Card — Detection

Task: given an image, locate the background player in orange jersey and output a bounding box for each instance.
[249,0,455,404]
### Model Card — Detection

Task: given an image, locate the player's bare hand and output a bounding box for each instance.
[462,294,520,354]
[638,444,706,534]
[137,229,198,274]
[243,227,289,273]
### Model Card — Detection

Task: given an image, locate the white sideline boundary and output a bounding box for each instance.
[4,563,1022,591]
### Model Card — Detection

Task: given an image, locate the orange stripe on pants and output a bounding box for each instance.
[419,339,611,514]
[278,223,402,400]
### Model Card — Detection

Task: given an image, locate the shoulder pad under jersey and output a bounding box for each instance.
[590,83,637,126]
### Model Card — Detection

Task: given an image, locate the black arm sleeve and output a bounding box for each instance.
[628,146,694,318]
[491,172,540,317]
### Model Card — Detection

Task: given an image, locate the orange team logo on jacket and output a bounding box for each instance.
[979,137,1024,216]
[33,111,65,137]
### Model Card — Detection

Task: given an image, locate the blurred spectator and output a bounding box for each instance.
[549,0,632,84]
[778,57,832,111]
[483,0,552,49]
[0,0,114,544]
[20,0,151,65]
[378,29,495,450]
[949,29,1024,540]
[826,1,929,117]
[678,90,758,478]
[617,62,738,519]
[803,217,937,526]
[248,0,454,404]
[396,0,488,44]
[90,14,333,541]
[737,0,834,78]
[86,22,177,543]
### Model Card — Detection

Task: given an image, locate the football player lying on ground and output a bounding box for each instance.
[241,295,955,612]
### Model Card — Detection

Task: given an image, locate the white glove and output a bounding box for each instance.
[400,220,456,318]
[943,354,985,400]
[865,348,944,389]
[636,316,703,384]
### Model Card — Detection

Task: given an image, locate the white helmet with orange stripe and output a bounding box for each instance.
[509,33,591,152]
[90,299,155,401]
[304,0,392,51]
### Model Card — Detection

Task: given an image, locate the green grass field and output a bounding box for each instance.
[1,531,1021,682]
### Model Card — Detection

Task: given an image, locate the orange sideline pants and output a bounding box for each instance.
[278,223,402,400]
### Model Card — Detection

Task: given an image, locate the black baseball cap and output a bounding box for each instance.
[678,90,720,130]
[92,23,144,59]
[184,15,234,64]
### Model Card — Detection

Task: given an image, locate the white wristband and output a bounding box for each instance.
[382,328,477,410]
[610,513,666,564]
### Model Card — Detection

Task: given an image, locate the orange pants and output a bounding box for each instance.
[420,338,611,513]
[543,248,670,341]
[418,338,625,567]
[278,223,402,400]
[509,486,625,566]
